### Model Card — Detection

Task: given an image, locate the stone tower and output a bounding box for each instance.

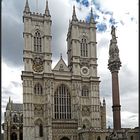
[67,6,102,129]
[22,0,53,140]
[108,25,121,130]
[21,0,106,139]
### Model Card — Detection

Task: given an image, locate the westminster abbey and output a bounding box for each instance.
[2,0,139,140]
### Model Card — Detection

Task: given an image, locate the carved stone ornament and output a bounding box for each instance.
[80,58,89,67]
[32,57,44,72]
[82,106,90,116]
[34,104,43,116]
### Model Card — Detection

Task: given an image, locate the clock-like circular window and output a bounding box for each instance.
[32,57,44,73]
[81,66,89,76]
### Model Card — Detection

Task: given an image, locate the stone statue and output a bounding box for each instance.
[111,25,117,40]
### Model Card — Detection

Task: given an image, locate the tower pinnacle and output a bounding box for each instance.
[103,98,106,106]
[72,5,78,21]
[24,0,30,13]
[90,7,95,23]
[45,0,50,16]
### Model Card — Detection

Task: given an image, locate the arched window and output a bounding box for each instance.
[54,84,71,119]
[81,86,89,97]
[131,136,133,140]
[97,136,101,140]
[81,38,88,57]
[39,124,43,137]
[83,119,90,128]
[105,136,108,140]
[34,31,42,52]
[34,83,43,95]
[35,119,43,137]
[13,114,18,123]
[11,132,17,140]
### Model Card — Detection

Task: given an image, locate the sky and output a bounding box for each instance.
[2,0,138,128]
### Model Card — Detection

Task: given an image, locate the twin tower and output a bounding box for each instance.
[22,0,121,140]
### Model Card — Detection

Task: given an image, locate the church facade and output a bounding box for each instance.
[21,0,106,139]
[2,0,139,140]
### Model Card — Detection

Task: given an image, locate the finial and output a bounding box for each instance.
[72,5,78,21]
[24,0,30,13]
[90,7,95,23]
[45,0,50,16]
[91,7,93,15]
[103,98,106,105]
[60,53,62,59]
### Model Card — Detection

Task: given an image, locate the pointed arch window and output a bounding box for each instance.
[35,119,43,137]
[106,136,108,140]
[54,84,71,119]
[34,83,43,95]
[131,136,133,140]
[81,86,89,97]
[97,136,101,140]
[11,132,17,140]
[39,124,43,137]
[34,31,42,52]
[81,38,88,57]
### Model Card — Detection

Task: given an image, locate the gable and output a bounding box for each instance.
[53,58,69,72]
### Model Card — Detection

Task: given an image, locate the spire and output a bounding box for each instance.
[60,53,62,59]
[72,5,78,21]
[45,0,50,16]
[24,0,30,13]
[90,7,95,23]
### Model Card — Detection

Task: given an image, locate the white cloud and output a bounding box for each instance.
[2,61,23,105]
[121,111,138,128]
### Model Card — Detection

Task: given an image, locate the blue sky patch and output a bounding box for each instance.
[96,23,107,32]
[86,12,99,23]
[109,17,118,25]
[75,0,89,7]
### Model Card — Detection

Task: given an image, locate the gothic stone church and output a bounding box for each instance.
[2,0,139,140]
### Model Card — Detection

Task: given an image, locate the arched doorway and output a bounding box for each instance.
[60,137,70,140]
[11,132,17,140]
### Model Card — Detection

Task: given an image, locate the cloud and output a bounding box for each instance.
[104,11,113,15]
[2,0,24,67]
[120,66,138,95]
[121,111,138,128]
[92,0,101,11]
